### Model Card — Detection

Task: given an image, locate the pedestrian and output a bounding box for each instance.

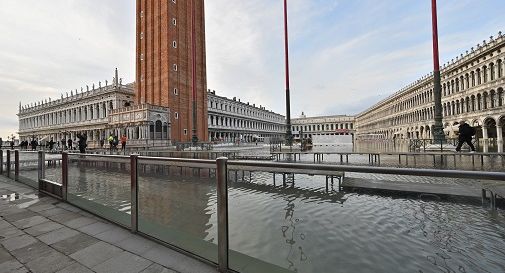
[113,136,119,151]
[456,121,476,152]
[48,138,55,151]
[10,140,14,150]
[68,139,73,150]
[120,135,127,151]
[77,133,87,154]
[100,139,105,149]
[108,134,114,151]
[0,137,3,149]
[61,139,66,150]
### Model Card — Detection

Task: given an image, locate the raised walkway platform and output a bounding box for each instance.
[0,176,217,273]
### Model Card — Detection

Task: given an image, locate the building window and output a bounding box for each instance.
[173,64,178,71]
[140,32,144,40]
[172,18,177,26]
[172,0,176,3]
[173,88,178,95]
[140,54,144,61]
[175,112,179,119]
[172,41,177,48]
[184,129,188,135]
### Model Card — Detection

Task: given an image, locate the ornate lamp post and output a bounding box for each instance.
[283,0,293,146]
[431,0,446,144]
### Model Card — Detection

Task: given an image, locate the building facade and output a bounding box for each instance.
[356,31,505,146]
[136,0,208,143]
[207,90,285,142]
[292,113,355,140]
[18,70,171,148]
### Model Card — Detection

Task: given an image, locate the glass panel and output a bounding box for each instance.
[44,153,63,184]
[137,158,217,263]
[17,151,39,188]
[67,154,131,227]
[226,164,505,273]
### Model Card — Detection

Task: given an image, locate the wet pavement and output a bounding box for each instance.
[0,175,217,273]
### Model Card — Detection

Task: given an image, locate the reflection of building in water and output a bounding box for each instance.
[356,31,505,150]
[292,112,355,140]
[207,90,285,142]
[18,69,171,148]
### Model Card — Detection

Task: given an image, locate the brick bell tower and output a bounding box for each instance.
[136,0,208,143]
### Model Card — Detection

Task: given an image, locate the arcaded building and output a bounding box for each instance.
[292,113,355,139]
[356,31,505,145]
[136,0,208,143]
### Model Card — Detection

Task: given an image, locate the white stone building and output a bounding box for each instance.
[292,113,355,140]
[355,31,505,147]
[18,69,171,148]
[207,90,285,142]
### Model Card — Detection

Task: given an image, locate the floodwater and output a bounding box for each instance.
[12,147,505,273]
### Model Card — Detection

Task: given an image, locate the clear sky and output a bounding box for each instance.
[0,0,503,139]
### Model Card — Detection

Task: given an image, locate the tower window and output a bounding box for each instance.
[175,112,179,119]
[173,64,178,71]
[172,41,177,48]
[173,88,178,95]
[172,18,177,26]
[184,129,188,135]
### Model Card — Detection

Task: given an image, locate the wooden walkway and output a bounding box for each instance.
[341,177,481,198]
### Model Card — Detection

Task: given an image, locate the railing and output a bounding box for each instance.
[2,150,505,272]
[408,137,480,151]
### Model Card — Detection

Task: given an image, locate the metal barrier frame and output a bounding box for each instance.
[2,150,505,273]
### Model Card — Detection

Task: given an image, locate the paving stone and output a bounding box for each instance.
[55,262,94,273]
[0,226,24,240]
[143,245,217,273]
[78,221,115,236]
[37,227,80,245]
[2,211,37,222]
[63,216,97,229]
[27,203,56,213]
[10,198,34,205]
[12,216,49,229]
[1,234,36,251]
[140,264,178,273]
[0,260,29,273]
[11,242,53,264]
[38,207,68,217]
[55,202,82,212]
[93,226,133,244]
[0,207,25,217]
[93,251,153,273]
[24,221,64,236]
[25,247,74,273]
[70,241,124,268]
[0,246,13,264]
[51,233,99,255]
[48,212,82,223]
[115,235,157,256]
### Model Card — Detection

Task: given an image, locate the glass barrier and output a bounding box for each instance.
[137,158,218,263]
[44,153,63,184]
[67,154,131,227]
[224,163,505,273]
[17,151,39,188]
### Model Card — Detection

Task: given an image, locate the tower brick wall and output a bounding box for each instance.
[136,0,208,143]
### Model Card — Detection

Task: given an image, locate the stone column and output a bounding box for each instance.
[497,125,503,143]
[482,126,489,145]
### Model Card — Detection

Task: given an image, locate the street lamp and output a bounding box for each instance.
[430,0,446,144]
[283,0,293,146]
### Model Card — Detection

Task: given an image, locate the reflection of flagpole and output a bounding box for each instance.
[284,0,293,146]
[191,0,198,145]
[431,0,445,144]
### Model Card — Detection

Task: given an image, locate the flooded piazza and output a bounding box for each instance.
[12,143,505,273]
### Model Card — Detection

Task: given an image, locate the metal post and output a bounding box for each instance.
[431,0,445,145]
[14,150,19,181]
[283,0,293,146]
[216,157,229,272]
[190,0,199,145]
[62,152,68,201]
[38,151,45,182]
[6,150,11,178]
[0,150,3,175]
[130,154,138,232]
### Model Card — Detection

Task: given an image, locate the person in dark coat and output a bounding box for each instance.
[456,121,476,152]
[77,133,87,154]
[0,138,3,149]
[67,139,73,150]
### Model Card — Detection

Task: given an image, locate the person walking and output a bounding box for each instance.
[77,133,87,154]
[0,137,3,149]
[456,121,476,152]
[61,139,66,150]
[48,138,55,152]
[10,140,15,150]
[108,134,114,151]
[67,138,73,150]
[120,135,127,151]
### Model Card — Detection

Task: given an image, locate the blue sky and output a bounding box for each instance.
[0,0,503,138]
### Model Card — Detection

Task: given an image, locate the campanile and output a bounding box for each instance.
[136,0,208,143]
